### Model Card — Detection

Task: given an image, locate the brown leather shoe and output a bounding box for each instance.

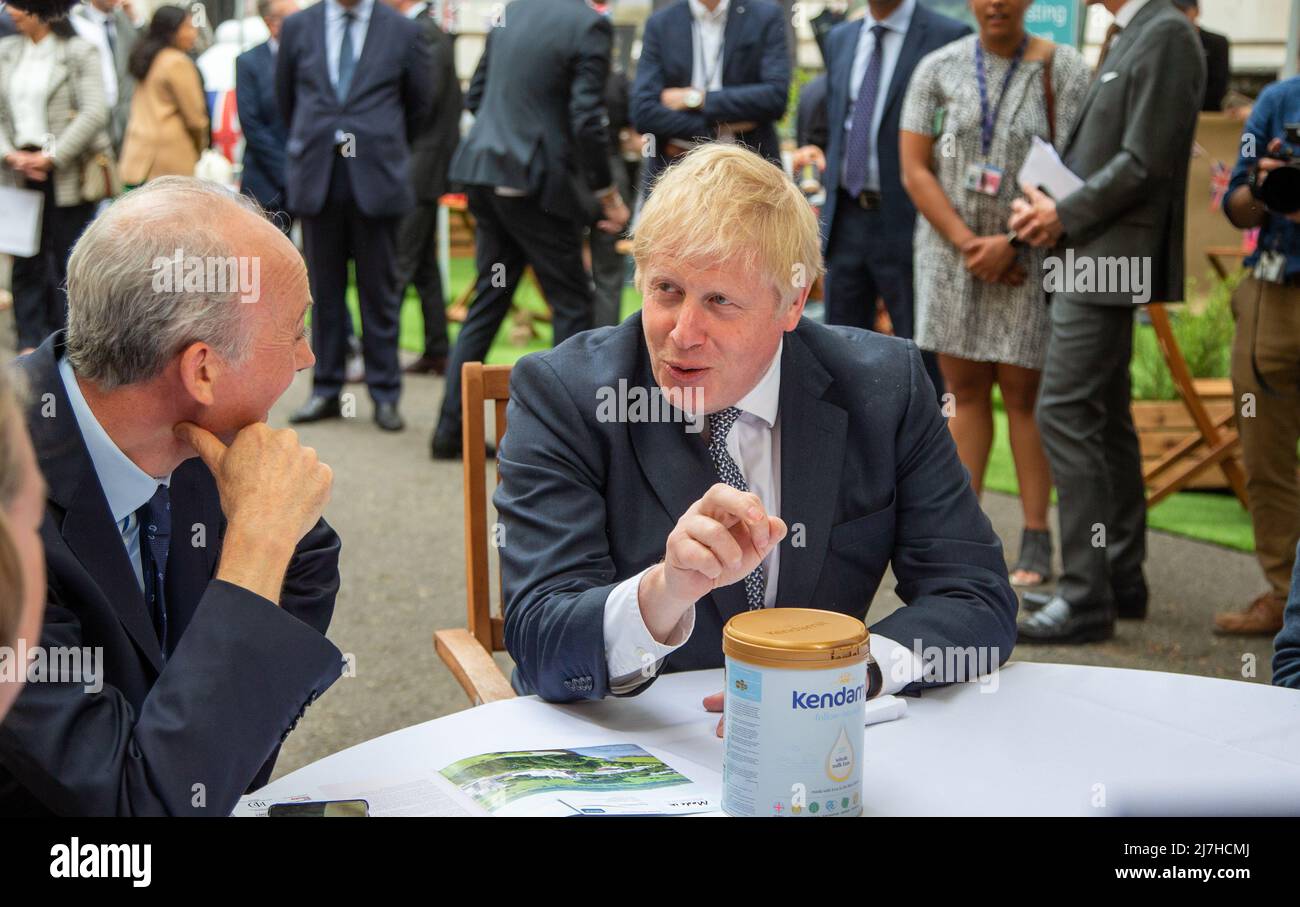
[1214,592,1285,635]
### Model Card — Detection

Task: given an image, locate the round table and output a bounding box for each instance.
[252,662,1300,816]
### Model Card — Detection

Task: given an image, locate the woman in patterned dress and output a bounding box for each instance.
[900,0,1089,587]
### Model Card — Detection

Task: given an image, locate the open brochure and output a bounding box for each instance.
[236,742,718,817]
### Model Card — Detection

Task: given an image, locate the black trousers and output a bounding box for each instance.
[435,186,594,439]
[824,190,944,397]
[11,174,94,351]
[300,154,402,404]
[396,199,449,358]
[1036,296,1147,608]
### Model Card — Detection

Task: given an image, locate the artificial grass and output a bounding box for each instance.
[346,256,1256,553]
[982,406,1254,552]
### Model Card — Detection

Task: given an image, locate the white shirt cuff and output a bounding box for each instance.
[603,566,696,691]
[872,633,921,696]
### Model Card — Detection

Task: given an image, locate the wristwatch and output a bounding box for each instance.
[866,655,883,700]
[684,89,704,110]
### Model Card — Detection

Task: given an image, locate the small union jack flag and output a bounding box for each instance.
[1209,159,1231,212]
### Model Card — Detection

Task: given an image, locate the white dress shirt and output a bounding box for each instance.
[405,1,428,20]
[71,5,120,107]
[688,0,728,93]
[9,35,58,149]
[59,357,172,593]
[1113,0,1153,30]
[326,0,374,88]
[841,0,915,193]
[602,341,922,695]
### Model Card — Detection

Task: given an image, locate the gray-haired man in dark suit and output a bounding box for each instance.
[1010,0,1204,643]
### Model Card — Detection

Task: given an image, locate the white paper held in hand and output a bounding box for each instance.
[0,186,43,258]
[1017,135,1084,201]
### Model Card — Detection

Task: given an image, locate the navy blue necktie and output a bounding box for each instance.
[843,24,888,198]
[336,11,357,103]
[139,485,171,655]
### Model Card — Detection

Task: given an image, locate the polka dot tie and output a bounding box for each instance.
[708,407,766,611]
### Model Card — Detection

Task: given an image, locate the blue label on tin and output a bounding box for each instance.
[729,663,762,703]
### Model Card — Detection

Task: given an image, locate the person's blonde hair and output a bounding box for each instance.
[632,143,825,309]
[0,366,24,653]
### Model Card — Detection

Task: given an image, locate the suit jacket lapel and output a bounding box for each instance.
[828,21,861,144]
[881,8,926,123]
[1065,1,1162,152]
[774,329,846,608]
[721,1,746,83]
[668,2,694,85]
[629,343,714,526]
[21,335,164,673]
[314,3,334,106]
[161,463,221,647]
[345,4,384,103]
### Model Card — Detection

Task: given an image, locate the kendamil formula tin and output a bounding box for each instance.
[721,608,872,817]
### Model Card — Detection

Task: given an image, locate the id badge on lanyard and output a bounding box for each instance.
[967,36,1027,198]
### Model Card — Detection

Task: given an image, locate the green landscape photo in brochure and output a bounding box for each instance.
[440,744,689,813]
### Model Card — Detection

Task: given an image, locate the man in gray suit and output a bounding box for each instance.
[70,0,138,154]
[1010,0,1204,643]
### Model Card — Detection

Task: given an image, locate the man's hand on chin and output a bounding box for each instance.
[174,421,334,603]
[1008,185,1064,248]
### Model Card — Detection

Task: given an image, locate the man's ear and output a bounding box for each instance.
[177,342,218,408]
[782,281,813,332]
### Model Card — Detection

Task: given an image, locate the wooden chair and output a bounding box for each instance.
[1142,303,1249,508]
[433,362,518,706]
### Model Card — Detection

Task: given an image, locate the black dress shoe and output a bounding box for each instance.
[430,433,496,460]
[374,401,405,432]
[1017,595,1115,644]
[289,395,342,424]
[1114,579,1149,620]
[404,354,448,376]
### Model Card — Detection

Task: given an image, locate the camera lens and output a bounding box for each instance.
[1260,164,1300,215]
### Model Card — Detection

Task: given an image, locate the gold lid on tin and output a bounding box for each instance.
[722,608,869,670]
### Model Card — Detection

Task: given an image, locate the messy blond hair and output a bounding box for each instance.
[632,143,825,309]
[0,367,23,652]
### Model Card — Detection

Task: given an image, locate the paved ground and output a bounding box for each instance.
[268,362,1279,778]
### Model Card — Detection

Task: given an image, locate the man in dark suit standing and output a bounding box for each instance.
[0,179,343,816]
[277,0,432,433]
[1173,0,1228,112]
[429,0,628,459]
[631,0,790,191]
[496,144,1016,705]
[70,0,139,154]
[792,0,969,398]
[384,0,461,378]
[236,0,298,230]
[1010,0,1204,643]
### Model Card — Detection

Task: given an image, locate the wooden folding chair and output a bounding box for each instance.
[433,362,518,705]
[1142,303,1249,508]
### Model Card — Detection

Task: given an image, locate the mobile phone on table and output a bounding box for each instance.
[266,799,370,817]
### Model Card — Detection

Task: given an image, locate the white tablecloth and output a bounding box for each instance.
[254,662,1300,816]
